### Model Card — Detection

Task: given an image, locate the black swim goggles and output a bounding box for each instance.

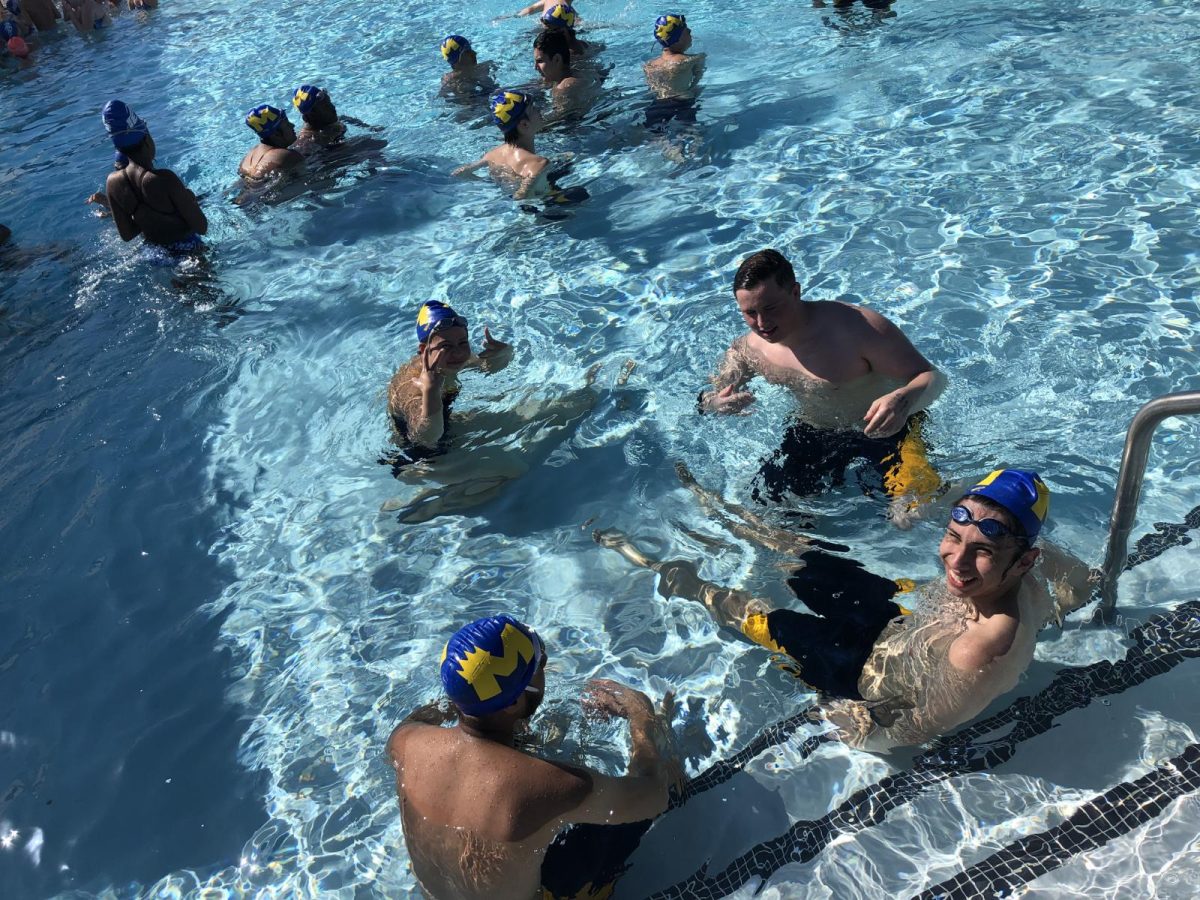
[950,505,1014,540]
[428,314,469,336]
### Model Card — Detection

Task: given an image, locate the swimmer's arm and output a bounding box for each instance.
[159,170,209,236]
[699,342,756,414]
[513,1,542,15]
[1037,542,1098,623]
[106,174,142,241]
[465,327,512,374]
[451,159,488,178]
[860,307,946,436]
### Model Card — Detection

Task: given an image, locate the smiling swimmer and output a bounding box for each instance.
[238,104,305,181]
[386,300,513,453]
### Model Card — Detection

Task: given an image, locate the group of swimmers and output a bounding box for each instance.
[0,0,156,60]
[385,246,1095,898]
[442,3,707,198]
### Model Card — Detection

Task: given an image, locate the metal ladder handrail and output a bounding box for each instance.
[1095,390,1200,623]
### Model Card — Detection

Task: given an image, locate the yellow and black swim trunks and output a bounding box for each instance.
[741,551,912,699]
[753,411,939,503]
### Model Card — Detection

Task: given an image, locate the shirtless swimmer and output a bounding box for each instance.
[699,248,948,501]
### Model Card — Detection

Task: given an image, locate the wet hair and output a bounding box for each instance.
[534,29,571,71]
[733,248,797,293]
[503,123,525,145]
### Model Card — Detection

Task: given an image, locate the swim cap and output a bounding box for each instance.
[102,100,150,149]
[654,14,687,48]
[541,3,577,30]
[245,104,287,138]
[416,300,467,344]
[440,34,470,66]
[1,19,21,41]
[966,469,1050,542]
[6,35,26,57]
[440,616,545,716]
[292,85,325,115]
[490,90,531,133]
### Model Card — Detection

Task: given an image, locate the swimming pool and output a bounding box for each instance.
[1,0,1199,896]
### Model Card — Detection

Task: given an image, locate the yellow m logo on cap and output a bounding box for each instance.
[455,624,536,701]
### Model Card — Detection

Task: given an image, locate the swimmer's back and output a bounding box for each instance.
[389,723,591,899]
[105,165,200,246]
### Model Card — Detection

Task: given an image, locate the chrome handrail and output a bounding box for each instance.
[1095,390,1200,623]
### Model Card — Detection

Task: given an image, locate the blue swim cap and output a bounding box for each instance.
[440,34,471,66]
[246,104,287,138]
[654,14,688,48]
[292,85,325,115]
[0,19,19,40]
[490,90,531,133]
[440,616,545,716]
[541,3,577,30]
[415,300,467,344]
[102,100,150,150]
[966,469,1050,542]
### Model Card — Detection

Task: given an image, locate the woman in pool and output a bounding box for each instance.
[100,100,208,254]
[387,300,513,450]
[596,468,1094,751]
[62,0,110,32]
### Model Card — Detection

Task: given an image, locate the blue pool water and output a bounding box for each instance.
[2,0,1199,896]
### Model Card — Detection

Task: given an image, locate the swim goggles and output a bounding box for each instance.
[428,313,469,336]
[950,505,1015,540]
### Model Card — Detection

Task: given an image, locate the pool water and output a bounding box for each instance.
[2,0,1199,897]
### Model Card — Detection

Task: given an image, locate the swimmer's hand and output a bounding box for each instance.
[582,679,657,722]
[474,327,512,373]
[86,191,112,214]
[704,384,755,415]
[451,159,487,178]
[863,388,911,438]
[414,343,448,394]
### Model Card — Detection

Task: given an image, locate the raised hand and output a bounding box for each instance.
[475,326,512,373]
[413,343,448,394]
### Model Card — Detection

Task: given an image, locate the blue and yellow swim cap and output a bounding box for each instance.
[102,100,150,150]
[654,14,688,48]
[541,3,577,30]
[967,469,1050,542]
[246,104,287,138]
[292,85,325,115]
[490,90,531,133]
[440,34,471,66]
[416,300,467,344]
[440,616,545,716]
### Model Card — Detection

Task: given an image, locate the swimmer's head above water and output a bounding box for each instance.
[245,104,297,147]
[101,99,156,164]
[440,615,547,718]
[415,300,472,371]
[490,89,542,144]
[733,248,803,344]
[541,3,577,31]
[292,84,338,128]
[534,29,571,82]
[941,469,1049,604]
[440,34,477,69]
[654,13,691,51]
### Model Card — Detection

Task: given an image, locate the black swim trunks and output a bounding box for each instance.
[740,551,910,699]
[644,96,698,131]
[540,819,654,899]
[752,411,937,503]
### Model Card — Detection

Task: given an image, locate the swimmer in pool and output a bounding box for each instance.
[387,614,678,900]
[439,34,497,98]
[534,28,599,118]
[452,91,554,201]
[698,248,947,503]
[238,104,305,181]
[596,468,1095,752]
[644,14,706,106]
[387,300,513,450]
[290,84,380,149]
[62,0,110,32]
[538,3,588,56]
[100,100,208,252]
